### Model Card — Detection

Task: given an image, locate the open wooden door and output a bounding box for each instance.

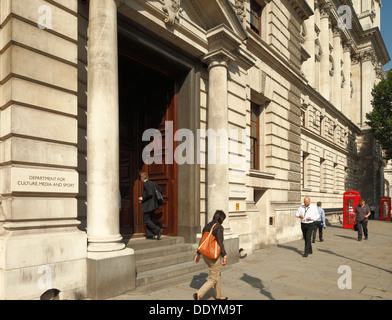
[119,53,178,237]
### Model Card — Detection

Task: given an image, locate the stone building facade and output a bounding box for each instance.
[0,0,389,299]
[385,161,392,197]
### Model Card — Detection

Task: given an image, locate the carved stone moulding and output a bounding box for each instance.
[161,0,182,26]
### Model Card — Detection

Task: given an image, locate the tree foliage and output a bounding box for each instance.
[366,69,392,161]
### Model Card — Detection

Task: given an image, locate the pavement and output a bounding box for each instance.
[110,220,392,300]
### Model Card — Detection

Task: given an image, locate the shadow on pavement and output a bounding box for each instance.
[189,272,208,291]
[240,273,275,300]
[277,244,303,256]
[318,248,392,275]
[333,234,357,241]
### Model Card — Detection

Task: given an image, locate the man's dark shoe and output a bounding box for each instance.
[157,228,162,240]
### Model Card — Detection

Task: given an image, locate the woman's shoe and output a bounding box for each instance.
[193,293,200,300]
[216,297,228,300]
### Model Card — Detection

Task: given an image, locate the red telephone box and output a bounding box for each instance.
[380,197,391,221]
[343,191,361,229]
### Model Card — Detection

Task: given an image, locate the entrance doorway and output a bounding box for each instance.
[118,49,178,237]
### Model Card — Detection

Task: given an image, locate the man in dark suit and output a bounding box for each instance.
[138,172,163,240]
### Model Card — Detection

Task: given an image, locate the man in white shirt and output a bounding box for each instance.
[296,197,320,257]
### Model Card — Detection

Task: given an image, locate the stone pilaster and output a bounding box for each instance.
[332,27,342,111]
[342,41,352,119]
[302,0,316,87]
[360,49,377,127]
[351,53,362,125]
[319,4,331,101]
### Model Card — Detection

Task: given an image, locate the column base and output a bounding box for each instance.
[87,234,125,252]
[87,242,125,252]
[87,248,135,300]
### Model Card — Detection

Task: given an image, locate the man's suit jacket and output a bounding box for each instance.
[141,180,162,213]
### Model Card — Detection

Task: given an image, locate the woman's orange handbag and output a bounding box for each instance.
[197,223,221,260]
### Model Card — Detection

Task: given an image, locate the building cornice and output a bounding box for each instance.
[360,27,391,66]
[321,0,390,66]
[285,0,314,21]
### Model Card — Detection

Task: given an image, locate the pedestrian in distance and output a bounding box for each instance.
[370,203,376,220]
[193,210,228,300]
[355,199,371,241]
[312,201,326,243]
[296,197,320,257]
[138,172,163,240]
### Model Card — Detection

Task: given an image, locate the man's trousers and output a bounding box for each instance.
[301,222,315,255]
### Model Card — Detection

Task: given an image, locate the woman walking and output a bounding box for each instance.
[193,210,228,300]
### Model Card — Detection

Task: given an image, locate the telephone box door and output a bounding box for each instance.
[343,191,361,229]
[380,197,391,221]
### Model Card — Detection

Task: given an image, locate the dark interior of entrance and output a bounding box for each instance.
[117,18,202,242]
[118,45,178,237]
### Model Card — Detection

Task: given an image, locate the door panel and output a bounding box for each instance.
[142,89,178,236]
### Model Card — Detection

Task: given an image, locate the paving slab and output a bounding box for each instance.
[110,220,392,301]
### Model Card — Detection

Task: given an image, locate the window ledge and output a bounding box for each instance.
[249,169,275,180]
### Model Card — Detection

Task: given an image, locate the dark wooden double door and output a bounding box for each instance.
[119,54,178,237]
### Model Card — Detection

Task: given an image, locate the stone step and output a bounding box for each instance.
[136,249,197,273]
[129,265,209,295]
[124,236,185,251]
[136,260,208,288]
[134,243,196,261]
[123,235,207,292]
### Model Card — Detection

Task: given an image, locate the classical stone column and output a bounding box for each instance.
[351,53,361,125]
[303,1,316,87]
[87,0,124,252]
[361,49,376,127]
[86,0,134,299]
[342,41,352,119]
[202,48,242,265]
[319,5,331,101]
[203,50,234,225]
[332,27,342,111]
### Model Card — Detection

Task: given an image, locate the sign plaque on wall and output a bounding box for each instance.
[10,168,78,193]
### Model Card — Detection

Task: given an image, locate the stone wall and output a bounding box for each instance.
[0,0,86,299]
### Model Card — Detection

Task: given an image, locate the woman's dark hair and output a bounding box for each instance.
[213,210,226,224]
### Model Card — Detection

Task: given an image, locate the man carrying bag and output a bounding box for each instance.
[138,172,163,240]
